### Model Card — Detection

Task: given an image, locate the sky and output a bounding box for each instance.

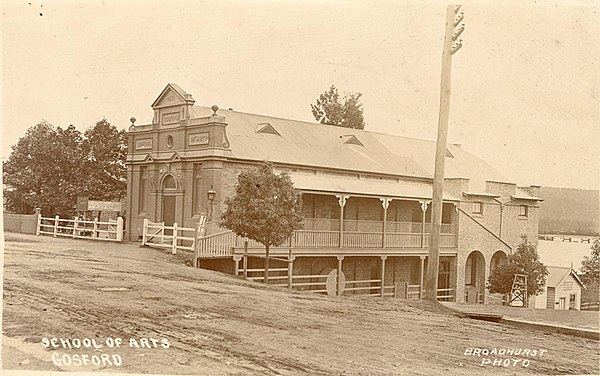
[2,1,599,190]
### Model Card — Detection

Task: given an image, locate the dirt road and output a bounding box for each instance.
[2,232,599,375]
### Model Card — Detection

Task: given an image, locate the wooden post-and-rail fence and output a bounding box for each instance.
[141,218,200,255]
[37,215,124,242]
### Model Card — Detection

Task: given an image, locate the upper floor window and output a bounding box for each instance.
[563,281,573,291]
[471,201,483,215]
[163,175,176,190]
[519,205,528,218]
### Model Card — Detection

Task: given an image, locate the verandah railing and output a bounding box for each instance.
[140,219,457,259]
[37,215,124,242]
[197,227,457,257]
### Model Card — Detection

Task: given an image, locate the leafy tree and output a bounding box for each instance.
[3,119,127,217]
[311,85,365,130]
[488,236,548,301]
[220,163,303,283]
[580,235,600,285]
[3,122,85,216]
[81,119,128,201]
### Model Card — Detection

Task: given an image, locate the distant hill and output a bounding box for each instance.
[539,187,599,235]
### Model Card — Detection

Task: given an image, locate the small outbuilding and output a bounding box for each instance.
[534,266,586,310]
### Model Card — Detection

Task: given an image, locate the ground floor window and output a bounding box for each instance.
[569,294,576,310]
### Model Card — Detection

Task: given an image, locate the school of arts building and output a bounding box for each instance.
[125,84,542,303]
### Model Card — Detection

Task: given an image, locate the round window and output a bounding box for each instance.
[166,135,173,148]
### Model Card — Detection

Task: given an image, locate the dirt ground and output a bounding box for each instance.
[2,232,599,375]
[444,302,599,331]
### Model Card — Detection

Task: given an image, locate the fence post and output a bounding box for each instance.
[141,218,149,246]
[116,217,124,242]
[93,218,98,238]
[53,215,59,237]
[73,217,78,238]
[35,209,42,236]
[243,240,249,280]
[172,222,178,254]
[194,222,201,268]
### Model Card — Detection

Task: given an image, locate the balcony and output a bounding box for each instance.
[198,218,457,258]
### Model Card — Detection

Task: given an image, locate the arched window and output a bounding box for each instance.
[163,175,176,190]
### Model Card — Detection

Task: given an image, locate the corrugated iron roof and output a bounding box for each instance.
[546,266,584,288]
[286,171,461,201]
[189,106,527,197]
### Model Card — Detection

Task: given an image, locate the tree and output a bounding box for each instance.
[580,235,600,285]
[3,122,86,216]
[311,85,365,130]
[220,163,303,283]
[488,235,548,302]
[81,119,128,201]
[3,119,127,217]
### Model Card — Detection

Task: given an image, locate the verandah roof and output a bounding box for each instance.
[286,171,460,201]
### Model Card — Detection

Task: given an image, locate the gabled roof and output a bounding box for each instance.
[188,106,514,192]
[546,266,585,288]
[152,83,195,108]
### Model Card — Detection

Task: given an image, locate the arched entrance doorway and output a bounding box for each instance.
[465,250,486,303]
[161,175,177,229]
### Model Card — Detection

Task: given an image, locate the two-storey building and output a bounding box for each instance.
[125,84,542,302]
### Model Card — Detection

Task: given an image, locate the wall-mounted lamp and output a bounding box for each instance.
[207,185,216,220]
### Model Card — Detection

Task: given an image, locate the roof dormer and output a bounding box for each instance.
[255,122,280,136]
[341,134,364,147]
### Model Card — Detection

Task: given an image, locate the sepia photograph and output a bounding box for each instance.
[1,1,599,375]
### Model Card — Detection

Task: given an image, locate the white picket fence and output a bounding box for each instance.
[37,215,124,242]
[140,218,199,255]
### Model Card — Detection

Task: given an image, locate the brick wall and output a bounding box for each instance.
[500,201,540,250]
[455,207,512,303]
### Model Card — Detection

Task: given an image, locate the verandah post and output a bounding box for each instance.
[172,222,178,254]
[380,256,387,297]
[420,201,429,248]
[380,198,391,248]
[336,195,348,248]
[419,255,426,299]
[287,248,294,289]
[336,255,345,296]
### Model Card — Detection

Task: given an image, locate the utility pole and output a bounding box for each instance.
[425,5,465,301]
